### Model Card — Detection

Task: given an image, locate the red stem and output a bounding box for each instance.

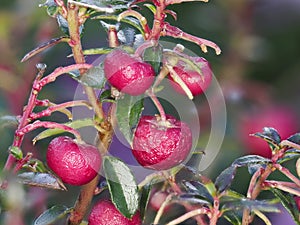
[147,89,166,121]
[16,121,82,140]
[151,0,166,40]
[29,100,91,120]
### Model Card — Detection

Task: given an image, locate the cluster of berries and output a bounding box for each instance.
[46,48,213,224]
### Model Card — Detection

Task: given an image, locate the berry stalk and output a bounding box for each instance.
[66,4,113,225]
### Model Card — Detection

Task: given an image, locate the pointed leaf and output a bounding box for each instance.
[139,183,152,221]
[21,37,69,62]
[232,155,271,167]
[215,165,237,193]
[82,47,113,56]
[287,133,300,145]
[70,0,129,11]
[176,193,211,206]
[99,89,115,103]
[223,211,242,225]
[277,149,300,164]
[220,189,245,202]
[9,146,23,160]
[18,172,66,190]
[33,118,95,143]
[251,127,281,150]
[143,3,156,14]
[222,199,280,213]
[92,15,144,36]
[103,156,139,218]
[23,159,48,173]
[116,95,144,145]
[34,205,72,225]
[271,189,300,225]
[182,180,214,203]
[0,115,18,129]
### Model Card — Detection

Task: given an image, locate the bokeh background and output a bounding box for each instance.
[0,0,300,224]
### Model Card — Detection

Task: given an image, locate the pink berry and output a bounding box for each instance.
[88,199,141,225]
[169,57,213,96]
[132,115,193,170]
[46,136,101,186]
[104,49,155,96]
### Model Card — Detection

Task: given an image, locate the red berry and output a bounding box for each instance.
[238,107,298,158]
[46,136,101,186]
[132,115,192,170]
[104,49,155,96]
[169,57,212,96]
[88,199,141,225]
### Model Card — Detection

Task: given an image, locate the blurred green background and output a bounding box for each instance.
[0,0,300,224]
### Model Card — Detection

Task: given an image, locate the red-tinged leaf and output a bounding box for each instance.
[17,172,67,191]
[21,37,69,62]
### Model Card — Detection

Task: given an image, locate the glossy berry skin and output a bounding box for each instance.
[132,115,192,170]
[88,199,141,225]
[104,49,155,96]
[46,136,101,186]
[238,108,298,158]
[169,57,212,96]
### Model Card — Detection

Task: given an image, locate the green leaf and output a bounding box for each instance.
[23,159,48,173]
[143,44,163,75]
[221,189,245,202]
[77,64,106,89]
[83,47,113,56]
[18,172,67,190]
[75,0,129,11]
[223,211,242,225]
[0,115,18,129]
[144,3,156,14]
[9,146,23,160]
[116,95,144,145]
[92,15,145,36]
[222,199,280,213]
[181,180,214,203]
[21,37,69,62]
[34,205,72,225]
[33,118,95,143]
[215,166,237,193]
[176,193,211,206]
[99,89,115,103]
[271,189,300,225]
[103,156,139,218]
[232,155,271,167]
[278,149,300,164]
[251,127,281,150]
[139,183,152,222]
[287,133,300,145]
